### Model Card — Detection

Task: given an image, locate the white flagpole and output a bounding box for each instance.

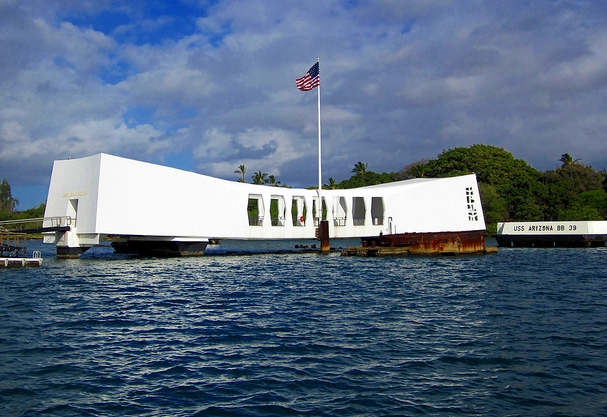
[317,56,322,222]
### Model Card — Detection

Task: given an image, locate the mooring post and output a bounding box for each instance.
[319,220,330,252]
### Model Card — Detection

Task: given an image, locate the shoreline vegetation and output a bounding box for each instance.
[3,145,606,236]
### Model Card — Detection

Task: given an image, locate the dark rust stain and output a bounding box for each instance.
[360,230,486,255]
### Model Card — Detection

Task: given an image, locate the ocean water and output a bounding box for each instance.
[1,239,607,416]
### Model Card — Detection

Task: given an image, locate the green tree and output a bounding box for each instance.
[0,178,18,220]
[559,153,581,167]
[601,169,607,193]
[252,170,268,185]
[234,164,247,182]
[325,178,338,189]
[401,159,429,179]
[406,144,545,221]
[541,159,604,220]
[337,169,401,188]
[478,183,508,234]
[578,190,607,219]
[267,175,281,187]
[12,203,46,220]
[557,163,601,193]
[351,162,368,186]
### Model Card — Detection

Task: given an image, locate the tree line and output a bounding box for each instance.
[234,164,283,186]
[234,161,402,189]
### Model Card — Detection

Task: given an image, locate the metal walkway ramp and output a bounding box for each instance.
[0,216,73,234]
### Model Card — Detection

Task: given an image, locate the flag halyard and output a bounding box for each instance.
[296,62,320,91]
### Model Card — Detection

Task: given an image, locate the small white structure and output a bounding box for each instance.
[497,221,607,247]
[43,153,486,257]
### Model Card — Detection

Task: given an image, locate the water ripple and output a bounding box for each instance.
[1,242,607,415]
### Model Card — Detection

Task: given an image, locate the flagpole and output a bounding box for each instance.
[317,56,322,222]
[316,57,330,252]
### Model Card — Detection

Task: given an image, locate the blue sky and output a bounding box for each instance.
[2,0,607,209]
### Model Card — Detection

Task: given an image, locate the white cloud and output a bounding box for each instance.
[3,0,607,208]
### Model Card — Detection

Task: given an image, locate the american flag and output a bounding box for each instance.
[296,62,320,91]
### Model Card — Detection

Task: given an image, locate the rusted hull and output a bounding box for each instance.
[342,230,489,256]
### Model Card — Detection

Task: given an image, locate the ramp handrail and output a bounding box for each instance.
[0,216,74,231]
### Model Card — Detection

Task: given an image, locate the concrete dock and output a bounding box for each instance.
[0,256,43,267]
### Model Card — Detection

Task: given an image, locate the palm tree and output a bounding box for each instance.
[252,170,268,185]
[234,164,247,182]
[267,175,281,187]
[559,153,582,191]
[559,153,581,167]
[325,177,338,189]
[351,162,368,186]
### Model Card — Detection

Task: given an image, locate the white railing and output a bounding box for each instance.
[333,217,347,226]
[0,216,74,231]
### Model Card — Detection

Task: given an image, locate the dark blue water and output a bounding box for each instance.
[1,240,607,416]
